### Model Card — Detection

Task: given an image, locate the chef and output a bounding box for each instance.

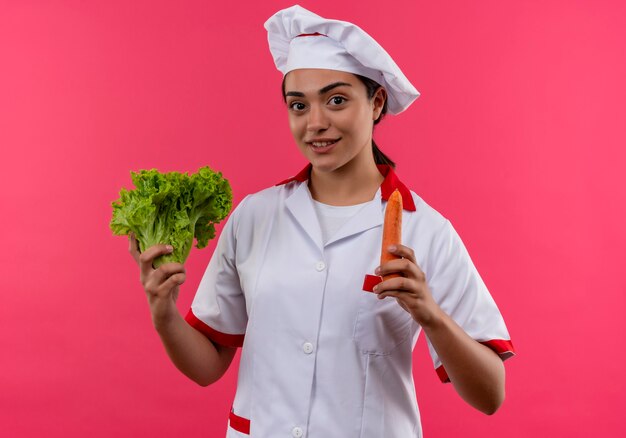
[130,5,515,437]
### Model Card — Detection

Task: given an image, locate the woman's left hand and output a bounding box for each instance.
[373,244,443,328]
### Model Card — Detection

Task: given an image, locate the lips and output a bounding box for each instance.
[306,138,340,153]
[310,139,338,147]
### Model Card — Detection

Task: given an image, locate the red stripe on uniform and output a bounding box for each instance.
[184,309,245,348]
[435,339,516,383]
[377,165,416,211]
[436,365,450,383]
[362,274,383,292]
[481,339,516,360]
[297,32,326,37]
[229,410,250,435]
[276,164,416,211]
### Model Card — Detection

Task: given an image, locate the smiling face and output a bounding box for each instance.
[283,69,386,175]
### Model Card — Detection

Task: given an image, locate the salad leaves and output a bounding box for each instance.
[110,166,232,268]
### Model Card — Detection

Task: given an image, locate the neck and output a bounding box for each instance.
[308,153,384,206]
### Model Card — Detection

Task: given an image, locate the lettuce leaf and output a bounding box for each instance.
[110,166,232,268]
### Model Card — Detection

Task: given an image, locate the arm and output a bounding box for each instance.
[373,244,505,414]
[419,309,505,414]
[130,235,236,386]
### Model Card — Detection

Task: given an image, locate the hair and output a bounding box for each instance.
[281,73,395,168]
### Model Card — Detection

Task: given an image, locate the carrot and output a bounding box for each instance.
[380,189,402,281]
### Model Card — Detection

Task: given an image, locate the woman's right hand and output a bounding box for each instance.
[129,233,186,329]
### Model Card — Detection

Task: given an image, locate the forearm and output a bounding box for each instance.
[130,241,237,386]
[423,310,505,415]
[373,245,507,413]
[152,306,236,386]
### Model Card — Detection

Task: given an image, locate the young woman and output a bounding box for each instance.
[130,5,515,437]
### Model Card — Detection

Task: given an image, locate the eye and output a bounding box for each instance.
[329,96,347,106]
[289,101,306,111]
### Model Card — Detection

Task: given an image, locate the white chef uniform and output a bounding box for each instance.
[185,5,515,437]
[185,164,515,437]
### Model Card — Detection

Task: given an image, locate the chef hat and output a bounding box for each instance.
[264,5,420,114]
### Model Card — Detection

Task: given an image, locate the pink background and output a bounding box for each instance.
[1,0,625,436]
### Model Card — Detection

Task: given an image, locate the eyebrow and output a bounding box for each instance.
[285,81,352,98]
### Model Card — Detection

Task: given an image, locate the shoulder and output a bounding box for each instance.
[229,181,301,229]
[406,189,449,232]
[237,182,299,212]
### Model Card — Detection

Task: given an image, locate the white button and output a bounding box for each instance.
[292,426,303,437]
[302,342,314,354]
[315,261,326,271]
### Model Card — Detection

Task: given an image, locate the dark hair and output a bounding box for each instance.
[354,74,394,168]
[281,73,395,168]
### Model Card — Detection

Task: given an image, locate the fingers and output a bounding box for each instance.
[377,289,405,301]
[373,245,425,300]
[154,270,187,295]
[375,257,425,282]
[143,262,186,297]
[386,244,417,264]
[375,278,421,301]
[138,244,174,278]
[373,275,414,295]
[127,235,185,304]
[129,233,141,264]
[146,262,186,288]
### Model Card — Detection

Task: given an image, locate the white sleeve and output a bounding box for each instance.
[426,220,515,383]
[184,197,249,348]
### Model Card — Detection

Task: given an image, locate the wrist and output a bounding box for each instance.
[149,299,179,332]
[418,305,448,332]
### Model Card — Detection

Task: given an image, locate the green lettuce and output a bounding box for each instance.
[110,166,232,268]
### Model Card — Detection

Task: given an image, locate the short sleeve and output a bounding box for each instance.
[184,197,249,348]
[426,220,515,383]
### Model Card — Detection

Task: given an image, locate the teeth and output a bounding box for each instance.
[311,141,336,147]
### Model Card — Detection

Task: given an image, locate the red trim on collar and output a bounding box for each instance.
[297,32,326,37]
[276,165,311,185]
[376,165,416,211]
[276,164,416,211]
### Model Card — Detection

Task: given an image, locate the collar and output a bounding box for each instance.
[276,164,416,211]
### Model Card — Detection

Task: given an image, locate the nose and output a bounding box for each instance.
[306,104,329,132]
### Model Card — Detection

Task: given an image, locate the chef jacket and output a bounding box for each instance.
[186,164,515,438]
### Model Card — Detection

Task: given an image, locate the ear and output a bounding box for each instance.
[372,87,387,121]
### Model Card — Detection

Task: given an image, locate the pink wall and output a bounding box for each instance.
[1,0,624,436]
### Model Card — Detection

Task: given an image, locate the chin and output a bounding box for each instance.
[311,158,351,175]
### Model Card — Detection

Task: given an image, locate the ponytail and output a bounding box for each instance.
[354,75,395,169]
[372,139,396,168]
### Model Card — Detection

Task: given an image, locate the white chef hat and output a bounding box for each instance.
[264,5,420,115]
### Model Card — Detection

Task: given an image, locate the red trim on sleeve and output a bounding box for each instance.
[435,339,516,383]
[229,409,250,435]
[481,339,516,360]
[184,309,245,348]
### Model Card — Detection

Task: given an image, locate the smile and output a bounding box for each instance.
[308,138,340,148]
